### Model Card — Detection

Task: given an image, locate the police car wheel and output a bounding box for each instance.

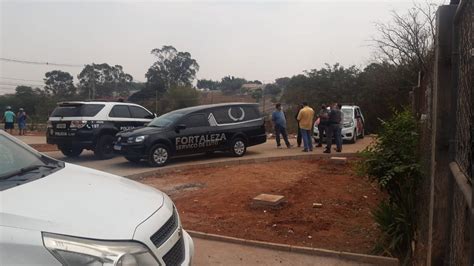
[94,135,115,160]
[125,156,141,163]
[59,146,83,157]
[231,138,246,157]
[149,144,169,167]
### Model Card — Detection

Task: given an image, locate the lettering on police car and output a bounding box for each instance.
[175,133,227,150]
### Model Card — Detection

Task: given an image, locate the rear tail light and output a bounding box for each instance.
[70,120,87,129]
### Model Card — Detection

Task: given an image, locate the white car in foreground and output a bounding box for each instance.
[0,130,193,265]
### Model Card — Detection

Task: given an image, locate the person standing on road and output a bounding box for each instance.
[294,104,303,147]
[297,102,315,152]
[335,103,344,152]
[324,103,343,153]
[316,104,329,147]
[17,108,28,136]
[271,103,292,149]
[3,106,15,134]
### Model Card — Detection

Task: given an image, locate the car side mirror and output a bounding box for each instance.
[175,124,186,132]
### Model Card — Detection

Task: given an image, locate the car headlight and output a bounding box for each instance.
[42,232,159,266]
[343,121,354,128]
[128,135,147,143]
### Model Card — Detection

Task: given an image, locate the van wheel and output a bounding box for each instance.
[125,156,141,163]
[148,144,169,167]
[94,135,115,160]
[59,146,83,157]
[230,138,246,157]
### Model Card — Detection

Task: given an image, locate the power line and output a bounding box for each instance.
[0,76,44,83]
[0,57,84,68]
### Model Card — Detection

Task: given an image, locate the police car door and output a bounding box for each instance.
[174,113,212,154]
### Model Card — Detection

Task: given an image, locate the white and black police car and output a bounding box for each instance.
[47,101,155,159]
[114,103,267,166]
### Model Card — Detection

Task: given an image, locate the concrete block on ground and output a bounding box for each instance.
[330,156,347,164]
[252,194,285,208]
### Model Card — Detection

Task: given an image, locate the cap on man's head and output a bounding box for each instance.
[6,106,11,110]
[19,108,24,111]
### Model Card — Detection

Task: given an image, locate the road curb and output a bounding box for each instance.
[187,230,399,265]
[125,152,361,180]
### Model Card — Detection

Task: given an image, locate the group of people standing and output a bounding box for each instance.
[271,102,344,153]
[2,106,28,135]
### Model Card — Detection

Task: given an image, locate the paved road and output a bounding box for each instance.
[17,135,373,177]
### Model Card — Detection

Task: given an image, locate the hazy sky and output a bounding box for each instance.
[0,0,441,94]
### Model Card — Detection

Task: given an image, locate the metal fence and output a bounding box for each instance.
[454,0,473,182]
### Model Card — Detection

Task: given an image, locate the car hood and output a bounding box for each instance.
[0,163,164,240]
[118,126,166,138]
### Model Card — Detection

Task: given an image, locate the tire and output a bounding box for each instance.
[125,156,141,163]
[350,129,357,144]
[230,138,247,157]
[148,144,170,167]
[94,135,115,160]
[59,146,83,157]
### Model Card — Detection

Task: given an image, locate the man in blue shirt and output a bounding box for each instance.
[3,106,16,134]
[271,103,292,149]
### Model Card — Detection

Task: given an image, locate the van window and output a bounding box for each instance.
[50,104,104,117]
[109,105,131,118]
[181,114,209,128]
[130,106,152,119]
[211,106,258,124]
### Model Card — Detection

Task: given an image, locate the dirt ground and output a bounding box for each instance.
[141,158,384,254]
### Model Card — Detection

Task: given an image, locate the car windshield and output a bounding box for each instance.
[0,132,63,190]
[341,108,353,122]
[50,104,105,117]
[148,111,184,128]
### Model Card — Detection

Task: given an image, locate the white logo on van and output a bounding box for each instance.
[228,107,245,121]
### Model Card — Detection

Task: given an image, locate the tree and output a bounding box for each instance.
[275,77,291,88]
[77,63,133,99]
[44,70,76,99]
[263,83,281,96]
[219,76,247,95]
[371,2,437,72]
[197,79,220,90]
[145,45,199,95]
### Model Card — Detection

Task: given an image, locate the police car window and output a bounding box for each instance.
[181,114,209,128]
[129,106,151,119]
[51,104,104,117]
[149,112,184,128]
[110,105,131,118]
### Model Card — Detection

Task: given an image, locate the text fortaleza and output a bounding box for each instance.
[175,133,227,150]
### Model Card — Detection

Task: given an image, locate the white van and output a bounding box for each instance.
[0,130,193,265]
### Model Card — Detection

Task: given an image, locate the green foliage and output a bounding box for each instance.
[44,70,76,98]
[77,63,134,99]
[358,109,420,262]
[197,79,220,90]
[280,62,416,133]
[146,45,199,95]
[219,76,247,95]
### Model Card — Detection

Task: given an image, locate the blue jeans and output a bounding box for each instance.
[274,125,290,147]
[300,129,312,151]
[335,126,342,151]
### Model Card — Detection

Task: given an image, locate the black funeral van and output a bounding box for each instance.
[114,103,267,166]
